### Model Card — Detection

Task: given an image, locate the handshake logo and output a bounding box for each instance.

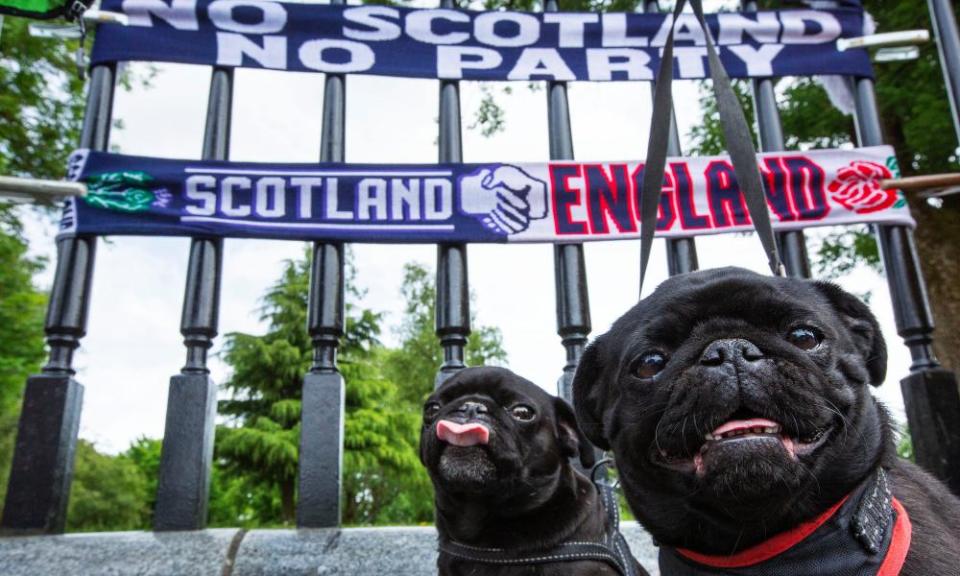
[458,165,548,235]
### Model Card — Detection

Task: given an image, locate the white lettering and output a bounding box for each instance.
[185,175,216,216]
[586,49,653,81]
[208,0,286,34]
[324,178,352,220]
[358,179,388,220]
[123,0,198,30]
[221,176,251,217]
[424,179,452,220]
[507,48,575,81]
[216,33,287,69]
[291,177,322,219]
[727,44,784,77]
[406,9,469,45]
[601,13,648,47]
[780,11,841,44]
[436,46,502,79]
[652,14,675,47]
[391,179,421,221]
[672,14,706,45]
[673,46,708,78]
[299,39,375,73]
[255,177,285,218]
[474,12,540,48]
[342,6,401,42]
[717,12,780,45]
[544,13,597,48]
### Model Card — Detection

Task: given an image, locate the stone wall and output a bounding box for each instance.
[0,523,660,575]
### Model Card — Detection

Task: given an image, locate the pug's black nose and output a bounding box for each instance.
[456,401,489,419]
[700,339,764,366]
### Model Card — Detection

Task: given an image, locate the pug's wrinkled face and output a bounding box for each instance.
[419,366,592,503]
[573,268,888,541]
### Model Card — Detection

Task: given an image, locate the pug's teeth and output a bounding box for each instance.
[764,427,778,434]
[704,433,715,441]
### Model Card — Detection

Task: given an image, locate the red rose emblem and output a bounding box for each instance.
[827,161,898,214]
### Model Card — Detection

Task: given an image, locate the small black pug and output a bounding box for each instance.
[420,366,646,576]
[573,267,960,576]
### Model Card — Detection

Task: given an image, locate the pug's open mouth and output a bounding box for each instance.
[435,419,499,485]
[651,417,833,476]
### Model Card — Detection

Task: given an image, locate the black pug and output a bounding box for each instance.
[420,366,647,576]
[573,267,960,576]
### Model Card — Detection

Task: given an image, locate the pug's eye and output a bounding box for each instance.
[787,327,822,350]
[510,405,536,421]
[633,352,667,379]
[423,402,441,420]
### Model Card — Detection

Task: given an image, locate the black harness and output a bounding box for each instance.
[438,464,638,576]
[658,468,910,576]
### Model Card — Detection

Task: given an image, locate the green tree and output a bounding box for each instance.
[897,429,914,462]
[688,2,960,374]
[347,261,507,524]
[340,344,432,525]
[66,440,150,532]
[0,17,85,183]
[382,262,508,407]
[216,256,314,525]
[123,436,162,527]
[215,253,506,527]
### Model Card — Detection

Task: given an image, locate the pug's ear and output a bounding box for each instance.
[553,396,596,469]
[815,282,888,386]
[572,338,612,451]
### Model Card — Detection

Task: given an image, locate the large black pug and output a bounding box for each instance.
[420,366,646,576]
[573,267,960,575]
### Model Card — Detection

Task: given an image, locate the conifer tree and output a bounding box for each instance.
[215,253,506,526]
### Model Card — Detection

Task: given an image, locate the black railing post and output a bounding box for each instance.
[153,68,231,531]
[1,64,115,534]
[545,0,591,403]
[644,0,699,279]
[435,0,471,388]
[928,0,960,145]
[743,0,811,279]
[852,77,960,493]
[297,44,347,526]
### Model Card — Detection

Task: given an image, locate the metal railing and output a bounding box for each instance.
[2,0,960,535]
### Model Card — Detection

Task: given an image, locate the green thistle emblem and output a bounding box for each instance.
[83,171,165,213]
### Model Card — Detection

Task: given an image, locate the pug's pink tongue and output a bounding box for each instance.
[436,420,490,447]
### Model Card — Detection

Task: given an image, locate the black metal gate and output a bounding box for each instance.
[2,0,960,535]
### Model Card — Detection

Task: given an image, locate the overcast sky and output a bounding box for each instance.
[18,2,913,454]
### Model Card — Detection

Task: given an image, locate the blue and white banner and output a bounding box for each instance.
[59,147,913,243]
[91,0,873,81]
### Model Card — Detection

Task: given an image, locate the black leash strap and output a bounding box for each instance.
[639,0,784,292]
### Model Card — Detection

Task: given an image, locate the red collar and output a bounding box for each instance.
[880,498,912,576]
[675,496,912,574]
[676,495,849,569]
